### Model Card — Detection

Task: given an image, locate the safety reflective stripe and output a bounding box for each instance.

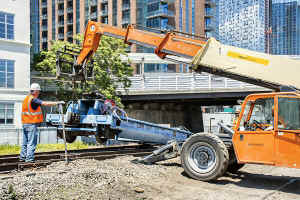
[21,112,43,116]
[27,96,34,115]
[21,94,43,124]
[25,96,42,115]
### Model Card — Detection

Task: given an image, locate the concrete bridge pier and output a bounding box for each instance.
[183,104,204,133]
[125,103,203,134]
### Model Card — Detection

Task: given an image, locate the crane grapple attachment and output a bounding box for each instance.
[56,46,94,81]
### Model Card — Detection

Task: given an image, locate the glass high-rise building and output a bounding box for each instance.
[204,0,218,39]
[216,0,270,53]
[271,0,300,55]
[30,0,40,59]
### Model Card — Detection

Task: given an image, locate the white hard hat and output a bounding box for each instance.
[30,83,41,91]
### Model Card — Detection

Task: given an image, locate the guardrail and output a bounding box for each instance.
[32,72,266,93]
[116,72,265,92]
[147,0,169,4]
[147,9,174,18]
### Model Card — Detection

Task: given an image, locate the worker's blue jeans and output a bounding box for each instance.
[20,124,39,162]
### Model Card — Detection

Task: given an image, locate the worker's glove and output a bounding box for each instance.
[56,101,65,105]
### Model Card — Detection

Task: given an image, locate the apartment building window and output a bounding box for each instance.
[147,2,159,13]
[185,65,189,73]
[191,0,195,34]
[146,18,160,28]
[0,12,14,40]
[185,0,189,33]
[0,59,14,88]
[52,0,56,40]
[76,0,80,33]
[179,64,183,72]
[0,103,14,124]
[179,0,183,31]
[113,0,117,26]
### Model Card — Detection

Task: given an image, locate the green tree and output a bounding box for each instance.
[34,34,133,106]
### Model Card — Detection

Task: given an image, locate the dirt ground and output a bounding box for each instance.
[149,159,300,200]
[1,156,300,200]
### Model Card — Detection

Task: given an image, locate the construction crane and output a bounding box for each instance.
[51,21,300,181]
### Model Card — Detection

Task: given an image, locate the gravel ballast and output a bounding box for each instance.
[0,156,172,200]
[1,155,300,200]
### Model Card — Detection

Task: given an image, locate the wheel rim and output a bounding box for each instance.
[188,142,217,174]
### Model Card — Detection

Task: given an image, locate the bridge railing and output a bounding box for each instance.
[117,72,265,92]
[32,72,266,93]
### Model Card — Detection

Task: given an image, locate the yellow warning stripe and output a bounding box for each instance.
[227,51,269,66]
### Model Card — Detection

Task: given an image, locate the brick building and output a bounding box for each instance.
[33,0,206,73]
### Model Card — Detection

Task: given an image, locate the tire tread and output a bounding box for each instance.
[181,132,229,181]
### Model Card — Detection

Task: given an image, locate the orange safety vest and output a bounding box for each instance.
[21,95,43,124]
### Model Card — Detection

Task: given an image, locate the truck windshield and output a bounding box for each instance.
[239,98,274,131]
[278,97,300,130]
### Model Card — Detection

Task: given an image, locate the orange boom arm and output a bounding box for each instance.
[76,21,206,65]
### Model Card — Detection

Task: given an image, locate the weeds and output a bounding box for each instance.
[0,141,89,155]
[0,184,18,200]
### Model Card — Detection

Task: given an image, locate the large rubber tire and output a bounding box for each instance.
[181,133,229,181]
[227,163,245,173]
[227,145,245,173]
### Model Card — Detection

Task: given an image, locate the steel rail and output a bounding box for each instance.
[0,144,156,173]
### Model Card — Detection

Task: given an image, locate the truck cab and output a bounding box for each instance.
[233,92,300,168]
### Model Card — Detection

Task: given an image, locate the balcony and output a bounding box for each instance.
[90,12,97,19]
[122,3,130,11]
[41,15,47,20]
[205,0,216,7]
[58,21,64,27]
[58,9,64,15]
[205,25,214,31]
[57,0,64,4]
[42,2,47,8]
[41,38,48,43]
[147,0,170,4]
[101,9,108,16]
[122,17,130,25]
[67,20,73,25]
[90,0,97,6]
[91,17,98,22]
[146,9,174,18]
[101,17,108,24]
[42,25,48,31]
[67,32,73,37]
[67,7,73,13]
[58,33,64,40]
[205,9,213,17]
[161,24,175,31]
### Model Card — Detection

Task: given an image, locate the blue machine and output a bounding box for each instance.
[46,98,192,145]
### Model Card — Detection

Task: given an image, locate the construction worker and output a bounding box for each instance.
[20,83,61,162]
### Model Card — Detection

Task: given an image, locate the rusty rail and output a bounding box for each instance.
[0,144,156,173]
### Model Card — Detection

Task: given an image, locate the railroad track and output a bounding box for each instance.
[0,144,156,173]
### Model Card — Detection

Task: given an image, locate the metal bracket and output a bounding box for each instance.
[56,46,95,82]
[132,140,181,164]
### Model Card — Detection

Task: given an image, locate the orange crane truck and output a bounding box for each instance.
[57,21,300,181]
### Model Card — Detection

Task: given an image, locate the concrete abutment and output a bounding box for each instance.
[125,102,204,133]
